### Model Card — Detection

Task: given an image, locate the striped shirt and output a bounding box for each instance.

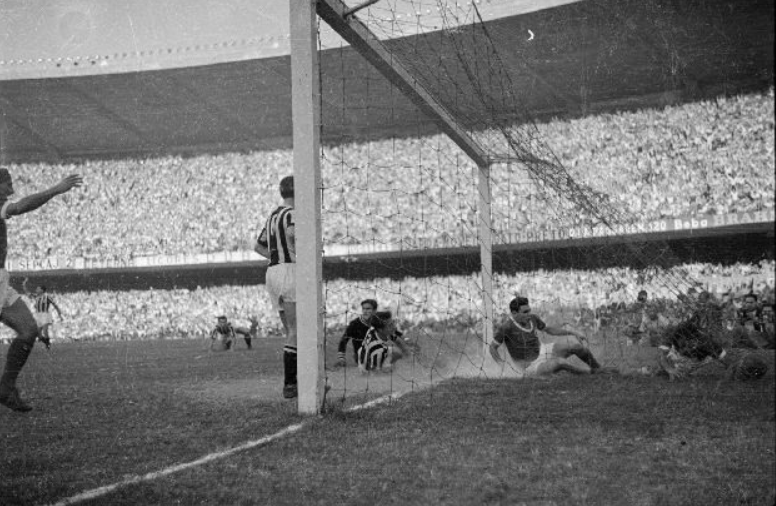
[357,328,391,371]
[257,206,295,266]
[34,294,56,313]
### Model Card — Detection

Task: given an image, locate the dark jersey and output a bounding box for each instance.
[257,206,295,266]
[494,313,546,361]
[0,201,11,269]
[343,317,371,345]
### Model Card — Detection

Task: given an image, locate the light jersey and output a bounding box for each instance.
[34,294,56,313]
[257,206,295,266]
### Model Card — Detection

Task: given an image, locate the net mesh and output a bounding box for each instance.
[315,0,774,400]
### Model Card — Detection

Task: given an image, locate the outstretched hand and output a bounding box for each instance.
[53,174,83,195]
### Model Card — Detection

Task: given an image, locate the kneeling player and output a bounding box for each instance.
[357,311,404,374]
[489,296,604,377]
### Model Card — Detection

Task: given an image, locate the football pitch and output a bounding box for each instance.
[1,335,774,506]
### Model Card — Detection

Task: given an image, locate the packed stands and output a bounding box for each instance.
[2,261,772,343]
[4,90,773,263]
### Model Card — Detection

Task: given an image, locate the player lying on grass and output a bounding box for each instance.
[357,311,410,374]
[655,308,770,382]
[489,296,606,377]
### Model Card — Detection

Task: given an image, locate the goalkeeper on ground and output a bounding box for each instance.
[337,299,378,367]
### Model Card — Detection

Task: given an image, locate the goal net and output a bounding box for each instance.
[296,0,775,412]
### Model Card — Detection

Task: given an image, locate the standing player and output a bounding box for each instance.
[255,176,298,399]
[22,279,63,350]
[489,296,604,377]
[337,298,378,367]
[0,168,82,412]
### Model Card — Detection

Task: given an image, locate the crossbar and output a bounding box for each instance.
[317,0,490,168]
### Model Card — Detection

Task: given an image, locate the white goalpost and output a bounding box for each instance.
[289,0,495,414]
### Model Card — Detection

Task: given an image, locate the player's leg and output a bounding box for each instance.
[281,298,298,398]
[0,298,40,412]
[40,322,52,349]
[552,335,602,371]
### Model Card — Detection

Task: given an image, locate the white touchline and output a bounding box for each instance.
[49,392,404,506]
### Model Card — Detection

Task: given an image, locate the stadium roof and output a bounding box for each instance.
[0,0,773,163]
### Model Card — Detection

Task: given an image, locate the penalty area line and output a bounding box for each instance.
[49,392,403,506]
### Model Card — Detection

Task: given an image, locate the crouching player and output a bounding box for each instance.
[209,316,238,352]
[357,311,407,374]
[489,296,605,377]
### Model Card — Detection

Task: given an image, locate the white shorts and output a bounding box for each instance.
[34,312,54,327]
[519,342,556,377]
[0,269,21,316]
[266,263,296,312]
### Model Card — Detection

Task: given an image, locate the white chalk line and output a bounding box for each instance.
[48,392,404,506]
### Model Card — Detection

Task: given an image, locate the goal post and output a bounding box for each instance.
[290,0,325,414]
[290,0,497,413]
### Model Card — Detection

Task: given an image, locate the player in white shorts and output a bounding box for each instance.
[23,279,63,349]
[255,175,298,399]
[489,296,604,378]
[0,168,82,412]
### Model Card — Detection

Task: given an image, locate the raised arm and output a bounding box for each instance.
[4,175,83,218]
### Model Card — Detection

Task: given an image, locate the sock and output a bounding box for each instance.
[0,339,34,393]
[283,346,297,386]
[244,338,252,349]
[577,349,601,370]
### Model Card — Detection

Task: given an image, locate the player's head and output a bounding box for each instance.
[637,290,648,303]
[360,298,377,318]
[217,315,228,326]
[0,167,13,198]
[36,285,47,295]
[509,296,530,314]
[279,176,294,199]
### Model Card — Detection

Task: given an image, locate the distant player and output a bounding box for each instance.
[22,279,63,350]
[233,316,260,350]
[357,311,405,373]
[0,168,82,412]
[489,296,604,377]
[337,298,378,367]
[255,176,298,399]
[209,316,238,352]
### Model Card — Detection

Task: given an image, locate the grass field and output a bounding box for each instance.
[1,333,774,506]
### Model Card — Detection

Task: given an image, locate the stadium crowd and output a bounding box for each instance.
[0,91,773,348]
[4,90,773,262]
[1,261,772,346]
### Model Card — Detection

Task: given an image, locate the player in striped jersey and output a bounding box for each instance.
[255,176,298,399]
[357,311,405,374]
[23,279,63,350]
[209,315,237,352]
[0,168,82,412]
